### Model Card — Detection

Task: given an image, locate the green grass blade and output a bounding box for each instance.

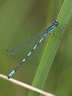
[28,0,72,96]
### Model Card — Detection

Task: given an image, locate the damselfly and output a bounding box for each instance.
[8,20,59,78]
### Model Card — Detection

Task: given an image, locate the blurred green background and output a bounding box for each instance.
[0,0,72,96]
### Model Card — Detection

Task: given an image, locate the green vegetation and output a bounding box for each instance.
[0,0,72,96]
[28,0,72,96]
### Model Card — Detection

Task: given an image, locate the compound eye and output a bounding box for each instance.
[52,20,56,24]
[52,20,59,26]
[55,22,59,26]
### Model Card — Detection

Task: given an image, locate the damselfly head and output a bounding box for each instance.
[52,20,59,26]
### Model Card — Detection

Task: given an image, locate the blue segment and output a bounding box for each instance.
[22,58,26,62]
[49,29,54,33]
[47,26,54,32]
[33,44,37,50]
[48,26,55,33]
[50,25,54,29]
[8,70,15,78]
[44,33,48,38]
[39,37,44,43]
[27,51,32,56]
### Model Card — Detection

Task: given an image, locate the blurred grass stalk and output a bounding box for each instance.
[28,0,72,96]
